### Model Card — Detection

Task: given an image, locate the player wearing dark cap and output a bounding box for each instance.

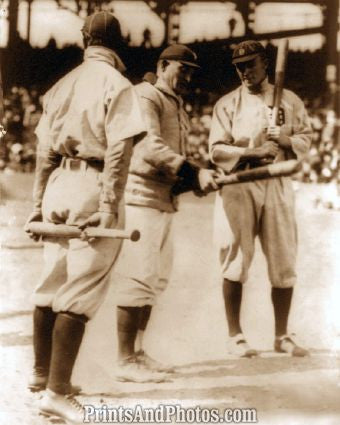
[113,44,218,383]
[231,39,266,64]
[209,40,312,358]
[25,11,146,423]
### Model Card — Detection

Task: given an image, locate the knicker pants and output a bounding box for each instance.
[114,204,173,307]
[32,163,123,319]
[213,177,297,288]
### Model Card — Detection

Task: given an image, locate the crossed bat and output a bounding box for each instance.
[26,159,300,240]
[26,223,141,241]
[24,40,293,242]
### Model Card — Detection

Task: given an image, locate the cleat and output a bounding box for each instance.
[39,410,65,424]
[228,333,258,358]
[115,356,168,383]
[28,373,81,395]
[274,335,309,357]
[39,389,84,425]
[135,350,175,373]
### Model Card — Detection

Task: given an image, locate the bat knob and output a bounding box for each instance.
[130,230,140,242]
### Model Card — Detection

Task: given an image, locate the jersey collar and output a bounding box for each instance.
[155,79,182,105]
[84,46,126,73]
[242,76,269,94]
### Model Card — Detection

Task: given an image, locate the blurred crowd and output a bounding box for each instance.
[1,86,42,173]
[1,86,339,190]
[301,105,339,184]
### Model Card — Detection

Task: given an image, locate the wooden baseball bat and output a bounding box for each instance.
[216,160,301,186]
[270,39,289,126]
[27,222,140,242]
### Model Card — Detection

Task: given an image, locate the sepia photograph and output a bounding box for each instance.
[0,0,339,424]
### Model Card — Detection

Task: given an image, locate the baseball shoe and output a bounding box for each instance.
[115,356,168,383]
[28,372,81,394]
[135,350,175,373]
[228,333,258,358]
[274,335,309,357]
[39,389,84,425]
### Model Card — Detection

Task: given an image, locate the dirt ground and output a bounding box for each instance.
[0,174,339,425]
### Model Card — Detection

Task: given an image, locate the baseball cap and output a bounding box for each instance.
[82,11,122,41]
[232,40,265,64]
[159,44,200,68]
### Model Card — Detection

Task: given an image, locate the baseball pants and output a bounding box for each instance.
[32,159,123,319]
[114,204,173,307]
[214,177,297,288]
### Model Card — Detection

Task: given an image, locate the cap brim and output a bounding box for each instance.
[179,60,200,69]
[232,52,260,64]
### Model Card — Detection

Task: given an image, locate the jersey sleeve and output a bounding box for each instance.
[105,84,147,143]
[134,92,185,176]
[209,99,246,173]
[32,89,62,212]
[100,84,147,213]
[289,94,312,160]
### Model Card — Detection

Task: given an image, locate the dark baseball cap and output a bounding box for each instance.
[159,44,200,68]
[82,11,122,41]
[232,40,265,64]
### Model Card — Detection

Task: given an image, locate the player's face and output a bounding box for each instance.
[235,55,268,89]
[165,61,194,95]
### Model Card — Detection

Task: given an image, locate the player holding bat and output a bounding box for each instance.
[24,11,146,424]
[209,40,312,357]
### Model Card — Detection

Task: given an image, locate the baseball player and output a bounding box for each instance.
[24,12,146,424]
[113,44,219,383]
[209,40,312,357]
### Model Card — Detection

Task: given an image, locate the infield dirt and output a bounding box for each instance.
[0,175,339,425]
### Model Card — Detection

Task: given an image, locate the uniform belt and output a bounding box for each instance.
[60,157,104,172]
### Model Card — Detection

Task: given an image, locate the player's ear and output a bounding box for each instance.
[161,60,170,72]
[156,59,169,75]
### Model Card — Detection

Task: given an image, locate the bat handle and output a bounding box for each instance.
[270,107,278,127]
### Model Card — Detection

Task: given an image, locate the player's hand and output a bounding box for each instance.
[78,212,117,230]
[258,157,275,166]
[24,211,42,241]
[267,125,281,141]
[267,126,291,149]
[256,141,279,159]
[197,169,219,193]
